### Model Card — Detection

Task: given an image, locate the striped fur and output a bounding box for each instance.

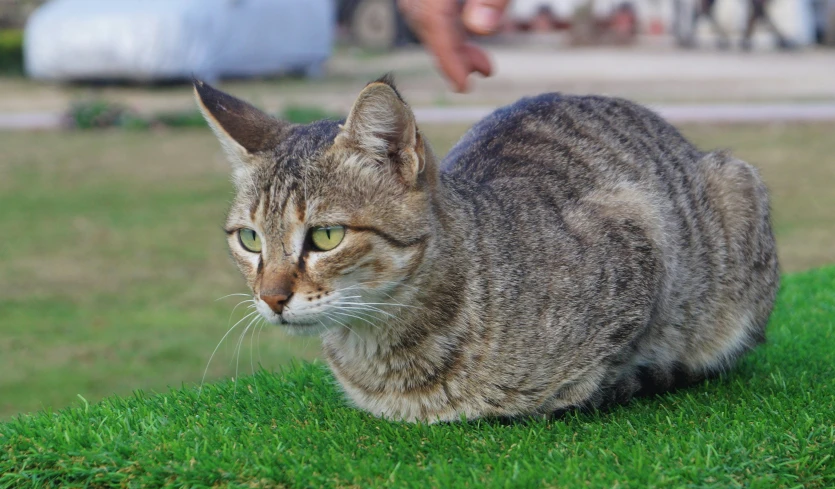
[196,77,779,423]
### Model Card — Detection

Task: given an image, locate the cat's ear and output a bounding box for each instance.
[193,79,289,170]
[336,75,426,186]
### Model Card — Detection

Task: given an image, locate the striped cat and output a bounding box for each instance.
[195,76,779,423]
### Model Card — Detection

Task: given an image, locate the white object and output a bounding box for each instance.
[509,0,622,21]
[24,0,334,82]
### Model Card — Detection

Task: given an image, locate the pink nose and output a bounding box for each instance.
[260,293,291,314]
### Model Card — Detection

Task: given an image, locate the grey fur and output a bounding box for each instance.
[197,80,779,423]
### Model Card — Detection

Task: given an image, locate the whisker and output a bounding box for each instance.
[355,280,421,290]
[249,318,261,399]
[223,300,256,355]
[323,312,363,341]
[328,280,420,294]
[228,299,256,320]
[333,301,418,310]
[200,309,259,395]
[256,318,265,368]
[233,313,261,397]
[232,325,250,392]
[337,307,393,325]
[215,293,253,301]
[331,303,400,321]
[330,309,383,331]
[315,317,333,334]
[226,300,255,354]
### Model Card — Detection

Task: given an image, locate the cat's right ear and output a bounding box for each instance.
[193,80,289,174]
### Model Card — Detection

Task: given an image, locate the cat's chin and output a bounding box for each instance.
[258,312,326,336]
[280,322,328,337]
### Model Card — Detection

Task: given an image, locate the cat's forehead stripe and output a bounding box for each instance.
[261,183,272,221]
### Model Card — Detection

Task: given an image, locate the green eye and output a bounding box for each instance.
[238,228,262,253]
[310,226,345,251]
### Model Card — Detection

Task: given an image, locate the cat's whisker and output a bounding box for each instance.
[200,309,259,395]
[328,280,420,295]
[327,284,369,294]
[215,293,253,301]
[222,299,256,346]
[323,312,363,341]
[375,288,411,306]
[344,282,419,293]
[333,300,418,310]
[318,316,351,343]
[230,317,249,367]
[229,298,255,316]
[345,307,411,329]
[256,318,265,368]
[356,280,421,291]
[331,301,417,321]
[329,309,383,332]
[233,313,261,397]
[232,326,250,395]
[226,303,256,357]
[331,303,400,321]
[316,317,334,335]
[249,318,261,400]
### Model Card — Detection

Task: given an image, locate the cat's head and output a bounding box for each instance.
[195,76,437,336]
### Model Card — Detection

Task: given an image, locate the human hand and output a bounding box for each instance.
[398,0,510,92]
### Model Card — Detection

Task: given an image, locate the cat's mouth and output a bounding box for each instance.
[254,298,327,334]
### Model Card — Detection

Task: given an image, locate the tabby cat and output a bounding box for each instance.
[194,76,779,423]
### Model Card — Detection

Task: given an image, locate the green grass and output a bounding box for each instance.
[64,101,344,130]
[1,123,834,424]
[1,266,834,488]
[0,30,23,75]
[0,131,321,419]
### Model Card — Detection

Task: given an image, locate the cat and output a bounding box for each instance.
[194,75,779,423]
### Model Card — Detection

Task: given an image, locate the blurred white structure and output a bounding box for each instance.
[510,0,646,22]
[24,0,334,82]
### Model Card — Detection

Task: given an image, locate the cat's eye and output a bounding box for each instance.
[310,226,345,252]
[238,228,262,253]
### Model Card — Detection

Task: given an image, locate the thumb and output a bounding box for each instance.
[462,0,510,35]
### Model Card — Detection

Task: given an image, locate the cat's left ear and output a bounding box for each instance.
[193,79,289,172]
[336,76,426,186]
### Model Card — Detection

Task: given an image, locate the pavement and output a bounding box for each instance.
[5,102,835,130]
[411,102,835,124]
[2,39,835,129]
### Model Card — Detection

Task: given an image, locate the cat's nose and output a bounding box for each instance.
[260,292,292,314]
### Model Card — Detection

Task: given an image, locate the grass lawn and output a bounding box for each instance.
[0,122,834,424]
[1,266,833,487]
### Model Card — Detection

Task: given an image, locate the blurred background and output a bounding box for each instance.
[1,0,834,419]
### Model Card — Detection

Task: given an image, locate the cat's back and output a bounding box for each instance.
[437,92,779,405]
[440,93,702,192]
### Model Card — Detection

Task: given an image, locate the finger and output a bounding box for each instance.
[462,0,511,35]
[418,3,472,91]
[463,43,492,77]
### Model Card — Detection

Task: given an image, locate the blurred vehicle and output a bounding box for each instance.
[24,0,333,82]
[335,0,417,50]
